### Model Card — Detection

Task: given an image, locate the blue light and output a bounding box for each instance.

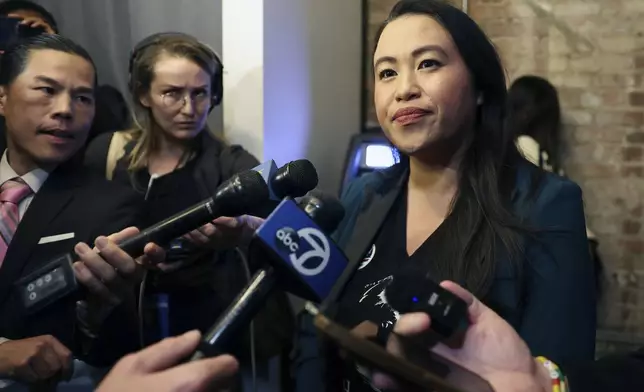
[412,296,418,303]
[364,144,395,168]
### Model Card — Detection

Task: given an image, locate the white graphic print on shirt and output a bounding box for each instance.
[350,276,401,391]
[358,244,376,270]
[359,275,400,328]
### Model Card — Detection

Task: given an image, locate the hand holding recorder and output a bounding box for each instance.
[372,281,550,392]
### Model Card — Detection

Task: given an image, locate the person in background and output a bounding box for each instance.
[0,1,58,154]
[83,32,294,390]
[87,84,131,145]
[0,34,163,387]
[508,75,604,297]
[0,0,58,35]
[508,75,562,175]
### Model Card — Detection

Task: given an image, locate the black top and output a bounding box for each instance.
[335,188,457,392]
[83,131,296,362]
[113,153,202,227]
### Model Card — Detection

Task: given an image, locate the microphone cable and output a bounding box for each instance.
[137,270,148,348]
[236,246,258,392]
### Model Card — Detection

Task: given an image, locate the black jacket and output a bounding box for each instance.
[0,162,144,366]
[84,131,295,360]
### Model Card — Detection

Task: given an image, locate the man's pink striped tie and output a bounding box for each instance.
[0,178,32,268]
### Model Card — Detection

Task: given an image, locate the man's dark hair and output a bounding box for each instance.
[0,34,97,87]
[0,0,58,33]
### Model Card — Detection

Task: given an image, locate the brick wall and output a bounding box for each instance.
[365,0,644,345]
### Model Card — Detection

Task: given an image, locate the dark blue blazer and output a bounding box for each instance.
[293,161,596,391]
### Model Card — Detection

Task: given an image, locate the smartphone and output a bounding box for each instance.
[0,17,46,51]
[305,303,494,392]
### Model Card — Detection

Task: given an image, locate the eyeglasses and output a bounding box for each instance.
[160,91,211,111]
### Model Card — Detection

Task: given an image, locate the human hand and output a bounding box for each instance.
[96,330,238,392]
[6,13,56,34]
[73,227,165,321]
[372,281,547,392]
[0,335,72,383]
[181,215,265,251]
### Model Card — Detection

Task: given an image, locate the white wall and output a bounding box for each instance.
[222,0,265,159]
[40,0,361,192]
[223,0,362,194]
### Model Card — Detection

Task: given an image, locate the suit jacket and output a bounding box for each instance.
[293,160,597,391]
[0,161,144,366]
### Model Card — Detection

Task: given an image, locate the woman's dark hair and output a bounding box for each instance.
[325,3,541,390]
[87,84,132,145]
[0,0,58,33]
[508,75,562,173]
[0,34,97,87]
[372,0,531,297]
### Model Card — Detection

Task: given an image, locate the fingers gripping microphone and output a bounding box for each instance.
[15,171,269,315]
[118,171,268,256]
[191,191,348,360]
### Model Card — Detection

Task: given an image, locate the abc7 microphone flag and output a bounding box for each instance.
[253,199,347,302]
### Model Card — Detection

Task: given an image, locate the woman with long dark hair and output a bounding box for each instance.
[508,75,563,174]
[288,1,596,390]
[509,74,604,298]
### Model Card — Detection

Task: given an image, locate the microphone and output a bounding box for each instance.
[252,159,319,200]
[118,170,267,255]
[251,160,279,200]
[190,192,348,359]
[297,189,345,234]
[16,170,269,315]
[167,159,319,262]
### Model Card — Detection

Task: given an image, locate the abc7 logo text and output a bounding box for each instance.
[275,227,330,276]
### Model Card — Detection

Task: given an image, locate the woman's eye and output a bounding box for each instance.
[378,69,396,80]
[419,59,442,69]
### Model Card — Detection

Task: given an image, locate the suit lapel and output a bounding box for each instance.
[0,167,77,304]
[322,170,406,311]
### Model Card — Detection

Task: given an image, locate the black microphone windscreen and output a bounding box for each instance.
[214,170,269,216]
[271,159,319,199]
[299,189,345,234]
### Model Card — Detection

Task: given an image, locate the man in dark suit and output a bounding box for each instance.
[0,34,162,386]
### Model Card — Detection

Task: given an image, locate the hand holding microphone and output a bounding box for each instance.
[97,331,238,392]
[71,227,165,326]
[190,190,348,359]
[181,159,318,252]
[180,215,265,253]
[16,159,320,315]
